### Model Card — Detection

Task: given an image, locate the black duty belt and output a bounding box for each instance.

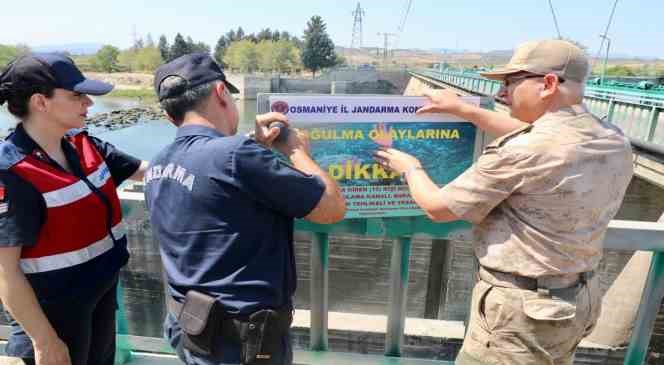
[166,295,293,342]
[478,266,595,291]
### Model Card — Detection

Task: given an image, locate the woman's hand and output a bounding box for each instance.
[369,123,393,148]
[373,147,422,176]
[34,334,71,365]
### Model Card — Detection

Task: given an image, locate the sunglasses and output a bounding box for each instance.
[503,73,566,88]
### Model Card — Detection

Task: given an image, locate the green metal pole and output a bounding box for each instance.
[623,252,664,365]
[114,281,133,365]
[310,232,329,351]
[646,107,661,143]
[385,236,412,357]
[607,100,617,124]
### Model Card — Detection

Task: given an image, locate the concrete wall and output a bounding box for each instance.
[226,74,272,100]
[226,70,409,99]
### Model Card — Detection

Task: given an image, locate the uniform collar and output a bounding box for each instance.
[8,123,43,156]
[176,124,226,139]
[6,123,83,171]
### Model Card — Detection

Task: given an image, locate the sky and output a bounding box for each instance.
[0,0,661,58]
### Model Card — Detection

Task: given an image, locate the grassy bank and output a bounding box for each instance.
[107,88,156,99]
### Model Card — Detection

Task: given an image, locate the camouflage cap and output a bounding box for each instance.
[480,39,589,82]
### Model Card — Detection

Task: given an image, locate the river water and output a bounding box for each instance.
[1,97,663,357]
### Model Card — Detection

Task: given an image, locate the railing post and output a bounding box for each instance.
[607,99,616,124]
[385,236,412,357]
[310,232,329,351]
[646,106,661,142]
[115,281,133,365]
[623,251,664,365]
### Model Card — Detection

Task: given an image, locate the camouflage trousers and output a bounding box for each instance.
[456,275,601,365]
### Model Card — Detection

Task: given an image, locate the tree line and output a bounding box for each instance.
[78,15,343,77]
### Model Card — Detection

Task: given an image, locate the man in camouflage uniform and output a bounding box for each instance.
[374,40,634,364]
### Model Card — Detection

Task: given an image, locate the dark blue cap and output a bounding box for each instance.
[154,52,239,101]
[0,53,113,101]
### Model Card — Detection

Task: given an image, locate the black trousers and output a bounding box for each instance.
[7,275,119,365]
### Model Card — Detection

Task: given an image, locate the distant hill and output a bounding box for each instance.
[32,43,104,56]
[337,46,662,70]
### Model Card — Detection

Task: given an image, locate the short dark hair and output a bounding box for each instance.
[5,84,55,119]
[159,76,217,124]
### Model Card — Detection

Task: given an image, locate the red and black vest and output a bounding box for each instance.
[9,132,126,275]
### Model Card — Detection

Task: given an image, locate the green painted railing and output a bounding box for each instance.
[410,69,664,146]
[113,194,664,365]
[295,218,471,355]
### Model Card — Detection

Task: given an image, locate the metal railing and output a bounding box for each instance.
[112,190,664,365]
[410,69,664,146]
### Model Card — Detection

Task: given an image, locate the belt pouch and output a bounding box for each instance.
[179,290,222,357]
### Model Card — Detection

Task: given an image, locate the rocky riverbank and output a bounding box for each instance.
[3,106,166,136]
[85,106,165,131]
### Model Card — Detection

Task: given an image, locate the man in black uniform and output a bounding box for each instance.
[144,53,346,365]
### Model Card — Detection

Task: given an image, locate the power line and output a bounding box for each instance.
[377,32,397,61]
[398,0,413,33]
[393,0,413,50]
[592,0,619,70]
[350,2,365,49]
[547,0,562,38]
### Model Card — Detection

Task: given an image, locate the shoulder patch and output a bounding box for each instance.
[0,186,7,214]
[0,141,27,170]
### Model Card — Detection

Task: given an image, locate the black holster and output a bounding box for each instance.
[169,292,292,364]
[238,309,285,364]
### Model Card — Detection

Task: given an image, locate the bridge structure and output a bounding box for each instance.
[407,68,664,189]
[96,186,664,365]
[2,73,664,365]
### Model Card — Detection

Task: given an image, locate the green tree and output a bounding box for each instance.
[0,44,30,68]
[273,40,301,73]
[192,42,211,54]
[214,36,229,65]
[133,37,145,51]
[226,30,237,43]
[118,46,163,72]
[170,33,191,60]
[93,45,120,72]
[224,40,258,73]
[280,31,291,42]
[257,28,273,42]
[186,36,196,52]
[256,41,275,72]
[301,15,338,78]
[145,33,155,48]
[158,35,170,62]
[236,27,245,41]
[606,65,636,77]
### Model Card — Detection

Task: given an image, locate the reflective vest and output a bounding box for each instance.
[8,132,126,274]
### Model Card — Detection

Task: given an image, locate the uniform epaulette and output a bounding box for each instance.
[0,141,26,170]
[486,125,534,151]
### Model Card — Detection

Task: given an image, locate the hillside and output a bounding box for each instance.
[336,46,664,72]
